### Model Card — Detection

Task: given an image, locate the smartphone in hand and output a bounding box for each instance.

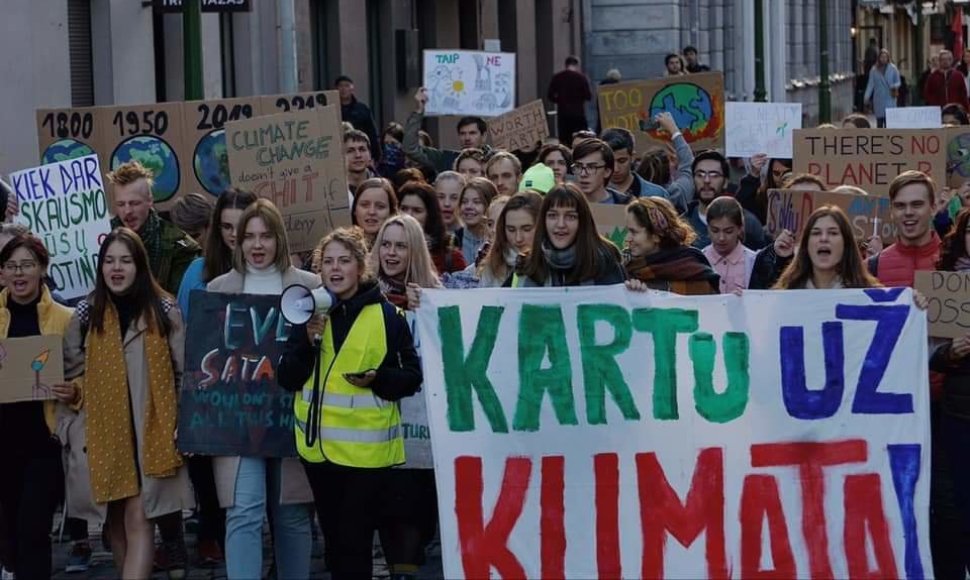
[343,368,376,381]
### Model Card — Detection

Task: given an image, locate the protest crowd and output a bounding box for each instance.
[0,41,969,580]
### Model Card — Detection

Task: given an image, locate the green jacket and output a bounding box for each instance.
[111,215,201,295]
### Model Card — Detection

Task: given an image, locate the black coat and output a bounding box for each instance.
[341,97,380,159]
[277,281,422,402]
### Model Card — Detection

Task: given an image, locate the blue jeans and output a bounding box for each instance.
[225,457,311,580]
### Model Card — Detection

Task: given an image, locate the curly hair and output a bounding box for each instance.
[626,196,697,249]
[312,226,374,284]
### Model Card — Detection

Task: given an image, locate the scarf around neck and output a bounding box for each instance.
[626,246,719,284]
[140,210,163,275]
[378,273,409,308]
[85,301,181,503]
[541,242,577,271]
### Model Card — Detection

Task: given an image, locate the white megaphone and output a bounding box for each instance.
[280,284,337,325]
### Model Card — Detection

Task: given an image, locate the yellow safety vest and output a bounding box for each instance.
[293,304,404,467]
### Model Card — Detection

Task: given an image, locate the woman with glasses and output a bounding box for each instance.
[514,184,625,287]
[58,228,194,579]
[0,235,76,579]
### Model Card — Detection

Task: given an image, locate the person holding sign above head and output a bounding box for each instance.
[107,161,201,296]
[206,199,318,580]
[773,206,882,290]
[277,227,422,580]
[571,138,631,205]
[57,228,194,580]
[864,49,901,128]
[351,178,399,251]
[405,88,490,174]
[928,208,970,575]
[0,234,74,579]
[635,112,697,212]
[514,184,625,287]
[684,150,768,251]
[622,197,720,295]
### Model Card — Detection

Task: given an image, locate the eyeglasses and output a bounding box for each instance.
[2,261,38,274]
[571,162,606,176]
[693,170,724,181]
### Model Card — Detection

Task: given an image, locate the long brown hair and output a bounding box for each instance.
[773,206,881,289]
[939,208,970,271]
[232,199,292,273]
[89,228,172,336]
[518,184,621,285]
[203,189,257,282]
[482,192,542,281]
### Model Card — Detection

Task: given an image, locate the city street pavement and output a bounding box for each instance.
[50,518,443,579]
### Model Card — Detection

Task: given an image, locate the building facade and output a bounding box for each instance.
[0,0,582,177]
[583,0,857,126]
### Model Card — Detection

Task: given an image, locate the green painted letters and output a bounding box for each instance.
[515,305,578,431]
[577,304,640,424]
[633,308,698,420]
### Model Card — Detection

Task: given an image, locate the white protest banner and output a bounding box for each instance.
[416,286,932,579]
[725,102,802,158]
[423,50,516,117]
[400,311,433,468]
[886,106,941,129]
[10,155,111,300]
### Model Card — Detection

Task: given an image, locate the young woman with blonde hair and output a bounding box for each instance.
[206,198,320,580]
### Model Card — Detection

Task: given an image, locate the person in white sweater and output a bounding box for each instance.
[205,199,321,580]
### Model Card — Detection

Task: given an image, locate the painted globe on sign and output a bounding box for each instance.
[648,83,715,139]
[41,138,95,165]
[111,135,181,203]
[947,132,970,180]
[193,129,231,196]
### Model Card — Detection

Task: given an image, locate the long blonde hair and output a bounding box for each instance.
[369,213,442,288]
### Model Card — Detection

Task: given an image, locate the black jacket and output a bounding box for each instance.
[341,97,380,159]
[277,281,422,402]
[930,341,970,420]
[748,245,791,289]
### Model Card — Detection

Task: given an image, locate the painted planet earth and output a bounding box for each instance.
[648,83,715,139]
[193,129,231,196]
[947,132,970,180]
[41,138,95,165]
[111,135,180,203]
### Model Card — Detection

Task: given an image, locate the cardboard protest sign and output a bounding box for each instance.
[598,72,725,151]
[226,106,350,253]
[177,291,297,457]
[182,97,265,197]
[765,188,896,243]
[36,107,109,169]
[793,128,947,196]
[258,91,341,116]
[100,102,188,209]
[915,270,970,338]
[487,100,549,151]
[725,102,802,158]
[422,50,516,116]
[416,286,932,579]
[886,106,941,129]
[0,336,64,404]
[10,155,112,300]
[590,204,628,249]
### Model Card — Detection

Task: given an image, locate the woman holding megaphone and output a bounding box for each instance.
[206,199,320,580]
[279,226,422,580]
